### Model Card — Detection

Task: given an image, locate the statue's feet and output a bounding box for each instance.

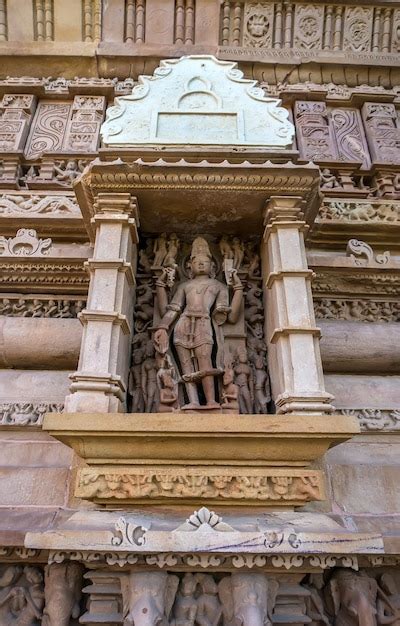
[182,402,201,410]
[205,401,221,410]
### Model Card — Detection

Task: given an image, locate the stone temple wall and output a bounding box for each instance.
[0,1,399,625]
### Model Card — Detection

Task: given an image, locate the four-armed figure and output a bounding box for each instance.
[154,237,243,410]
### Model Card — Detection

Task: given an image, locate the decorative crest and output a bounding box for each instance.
[101,55,294,148]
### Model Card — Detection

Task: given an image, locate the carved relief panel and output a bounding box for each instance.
[295,101,372,168]
[0,95,37,152]
[362,103,400,164]
[243,2,273,48]
[131,234,269,415]
[294,101,338,162]
[24,96,106,158]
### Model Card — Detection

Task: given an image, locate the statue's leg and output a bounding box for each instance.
[196,345,220,409]
[175,345,199,408]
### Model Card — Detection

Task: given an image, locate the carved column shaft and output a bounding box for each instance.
[65,192,138,413]
[262,196,333,414]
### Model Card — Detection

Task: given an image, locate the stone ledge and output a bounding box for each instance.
[43,412,358,507]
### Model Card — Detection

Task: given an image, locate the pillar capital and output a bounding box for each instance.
[264,195,304,220]
[94,192,139,217]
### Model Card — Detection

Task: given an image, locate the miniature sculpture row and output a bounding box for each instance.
[1,563,399,625]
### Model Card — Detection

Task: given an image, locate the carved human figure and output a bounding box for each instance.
[139,248,153,274]
[55,300,73,318]
[44,300,58,318]
[153,233,168,267]
[195,574,222,626]
[42,562,83,626]
[134,281,154,332]
[141,342,158,413]
[328,569,378,626]
[172,573,198,626]
[219,236,234,260]
[0,298,12,315]
[12,298,27,316]
[321,169,342,190]
[234,349,253,414]
[130,347,145,412]
[245,284,264,326]
[54,160,80,182]
[163,234,180,269]
[221,366,239,413]
[157,355,179,412]
[154,237,243,410]
[218,573,278,626]
[31,299,45,317]
[121,571,179,626]
[232,237,244,270]
[377,573,400,625]
[253,354,271,414]
[0,565,44,626]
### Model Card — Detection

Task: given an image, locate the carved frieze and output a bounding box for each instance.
[314,298,400,323]
[0,193,80,215]
[319,200,400,223]
[339,408,400,432]
[0,296,84,318]
[76,467,324,505]
[0,260,89,293]
[0,401,64,426]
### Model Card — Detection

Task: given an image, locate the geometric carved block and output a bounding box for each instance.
[362,102,400,164]
[294,101,338,162]
[0,94,37,152]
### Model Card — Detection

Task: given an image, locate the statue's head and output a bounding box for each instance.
[190,237,213,277]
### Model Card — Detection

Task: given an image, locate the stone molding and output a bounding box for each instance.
[0,258,89,293]
[76,467,324,506]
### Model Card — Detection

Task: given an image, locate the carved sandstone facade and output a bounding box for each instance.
[0,4,399,625]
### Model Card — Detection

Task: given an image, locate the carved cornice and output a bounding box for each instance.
[75,158,321,241]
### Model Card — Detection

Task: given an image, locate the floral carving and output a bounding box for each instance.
[343,7,373,52]
[294,4,324,50]
[243,3,273,47]
[0,229,52,256]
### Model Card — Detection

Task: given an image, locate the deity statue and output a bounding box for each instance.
[154,237,243,410]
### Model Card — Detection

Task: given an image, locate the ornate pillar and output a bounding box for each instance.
[262,196,334,415]
[65,192,138,413]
